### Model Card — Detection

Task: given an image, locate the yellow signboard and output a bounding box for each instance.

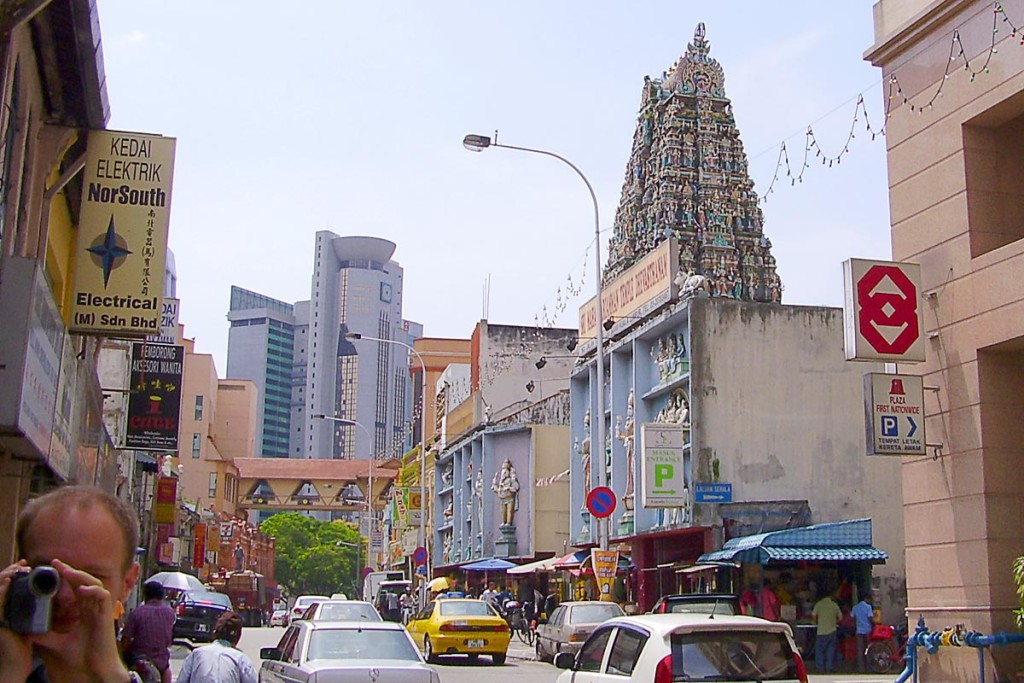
[70,130,176,335]
[579,240,677,338]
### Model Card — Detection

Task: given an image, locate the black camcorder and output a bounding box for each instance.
[3,566,60,634]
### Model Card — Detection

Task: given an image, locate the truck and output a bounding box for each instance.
[361,570,406,605]
[211,570,275,626]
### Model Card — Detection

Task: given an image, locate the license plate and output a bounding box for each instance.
[467,639,485,648]
[197,624,209,632]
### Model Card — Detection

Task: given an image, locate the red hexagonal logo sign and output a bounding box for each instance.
[856,264,920,356]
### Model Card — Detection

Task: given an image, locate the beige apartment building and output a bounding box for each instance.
[867,1,1024,679]
[178,336,259,516]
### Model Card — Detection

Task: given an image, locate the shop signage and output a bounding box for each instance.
[865,373,926,455]
[640,423,688,507]
[154,477,177,524]
[125,343,184,450]
[193,523,207,569]
[579,240,678,341]
[592,550,618,602]
[148,297,179,345]
[843,258,924,362]
[70,130,176,335]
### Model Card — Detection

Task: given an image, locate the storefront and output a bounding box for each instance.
[698,518,889,656]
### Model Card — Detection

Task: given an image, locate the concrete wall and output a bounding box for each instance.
[690,299,906,621]
[867,0,1024,677]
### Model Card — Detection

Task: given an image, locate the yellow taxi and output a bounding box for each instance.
[406,598,511,665]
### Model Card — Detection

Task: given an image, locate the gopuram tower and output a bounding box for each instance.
[604,24,782,303]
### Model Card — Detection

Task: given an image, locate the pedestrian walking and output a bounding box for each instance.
[851,593,875,672]
[121,580,177,683]
[175,611,257,683]
[812,589,842,673]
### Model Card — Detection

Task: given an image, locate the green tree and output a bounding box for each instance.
[260,513,364,598]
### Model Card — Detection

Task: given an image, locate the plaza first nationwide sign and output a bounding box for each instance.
[842,258,925,362]
[70,130,176,335]
[864,373,926,456]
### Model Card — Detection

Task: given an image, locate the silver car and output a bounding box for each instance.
[535,601,625,662]
[298,599,382,622]
[259,620,440,683]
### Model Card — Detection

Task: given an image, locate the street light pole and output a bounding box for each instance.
[345,332,431,598]
[335,540,360,597]
[462,133,609,551]
[313,414,375,573]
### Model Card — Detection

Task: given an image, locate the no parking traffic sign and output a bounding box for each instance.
[586,486,617,518]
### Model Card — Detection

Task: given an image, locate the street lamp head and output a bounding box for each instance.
[463,134,492,152]
[312,413,326,420]
[346,332,363,340]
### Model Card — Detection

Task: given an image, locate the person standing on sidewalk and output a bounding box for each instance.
[811,589,841,673]
[850,593,875,673]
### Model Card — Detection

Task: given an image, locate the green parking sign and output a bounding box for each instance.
[640,424,687,507]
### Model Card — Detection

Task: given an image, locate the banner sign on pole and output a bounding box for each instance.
[592,550,618,602]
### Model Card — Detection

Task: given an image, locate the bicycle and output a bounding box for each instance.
[502,600,535,646]
[865,623,908,674]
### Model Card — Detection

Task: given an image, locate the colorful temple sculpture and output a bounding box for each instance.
[603,23,783,303]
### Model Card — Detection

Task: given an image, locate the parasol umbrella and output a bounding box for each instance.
[462,558,517,571]
[427,576,450,592]
[147,571,205,592]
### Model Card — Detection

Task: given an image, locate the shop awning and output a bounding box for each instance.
[698,518,888,565]
[552,550,589,570]
[508,556,558,575]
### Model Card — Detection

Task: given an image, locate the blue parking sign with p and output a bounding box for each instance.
[881,416,898,436]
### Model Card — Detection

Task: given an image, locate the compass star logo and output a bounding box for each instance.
[87,215,133,287]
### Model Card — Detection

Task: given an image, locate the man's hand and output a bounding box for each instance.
[50,559,131,683]
[0,561,35,682]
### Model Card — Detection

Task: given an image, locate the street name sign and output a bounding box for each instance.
[694,483,732,504]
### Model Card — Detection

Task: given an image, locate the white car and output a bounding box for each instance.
[289,595,329,624]
[553,613,808,683]
[259,620,440,683]
[269,609,289,627]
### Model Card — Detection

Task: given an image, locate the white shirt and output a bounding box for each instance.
[175,639,257,683]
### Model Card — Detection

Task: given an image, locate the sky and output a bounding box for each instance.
[97,1,892,371]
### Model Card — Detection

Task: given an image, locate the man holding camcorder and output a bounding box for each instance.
[0,485,141,683]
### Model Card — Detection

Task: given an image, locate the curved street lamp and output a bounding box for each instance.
[345,332,431,599]
[462,133,609,551]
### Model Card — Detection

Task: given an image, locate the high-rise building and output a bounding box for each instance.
[303,233,418,462]
[226,287,296,458]
[227,233,419,465]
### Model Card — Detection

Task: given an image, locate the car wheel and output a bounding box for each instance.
[492,653,506,665]
[425,636,439,664]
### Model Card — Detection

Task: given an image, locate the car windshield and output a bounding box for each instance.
[570,604,624,623]
[439,601,496,617]
[317,603,381,621]
[186,592,232,608]
[670,630,798,681]
[306,629,419,661]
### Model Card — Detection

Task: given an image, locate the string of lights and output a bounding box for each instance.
[760,1,1020,201]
